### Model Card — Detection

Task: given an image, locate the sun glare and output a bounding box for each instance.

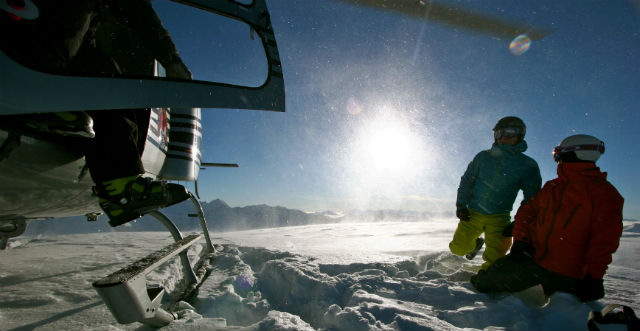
[347,108,428,192]
[362,122,414,174]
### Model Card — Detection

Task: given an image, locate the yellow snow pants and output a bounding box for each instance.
[449,208,512,270]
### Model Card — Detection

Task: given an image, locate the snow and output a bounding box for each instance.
[1,219,638,331]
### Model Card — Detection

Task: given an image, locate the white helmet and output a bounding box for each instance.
[553,134,605,163]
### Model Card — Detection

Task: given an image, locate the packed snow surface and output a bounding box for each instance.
[1,219,638,330]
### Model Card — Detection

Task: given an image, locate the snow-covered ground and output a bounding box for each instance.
[1,219,638,330]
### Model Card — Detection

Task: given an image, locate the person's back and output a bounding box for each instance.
[460,141,540,215]
[514,136,623,281]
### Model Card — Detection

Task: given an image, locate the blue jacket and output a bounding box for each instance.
[456,141,541,215]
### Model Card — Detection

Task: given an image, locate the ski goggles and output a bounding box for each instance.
[553,143,605,162]
[493,127,523,140]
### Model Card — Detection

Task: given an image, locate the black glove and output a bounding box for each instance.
[456,208,471,222]
[574,274,604,302]
[509,240,534,260]
[502,221,515,237]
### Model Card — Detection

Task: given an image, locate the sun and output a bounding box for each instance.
[348,109,425,189]
[361,122,414,174]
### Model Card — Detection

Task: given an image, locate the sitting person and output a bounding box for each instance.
[75,0,193,226]
[1,0,192,226]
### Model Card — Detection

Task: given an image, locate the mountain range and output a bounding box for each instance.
[23,198,453,236]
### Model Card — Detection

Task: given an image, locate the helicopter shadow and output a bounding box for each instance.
[5,301,103,331]
[0,262,122,288]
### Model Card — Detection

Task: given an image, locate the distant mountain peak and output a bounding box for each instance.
[207,199,230,208]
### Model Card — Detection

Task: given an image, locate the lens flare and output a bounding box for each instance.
[236,275,253,290]
[346,96,363,115]
[509,34,532,56]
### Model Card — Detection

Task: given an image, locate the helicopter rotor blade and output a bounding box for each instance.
[334,0,553,41]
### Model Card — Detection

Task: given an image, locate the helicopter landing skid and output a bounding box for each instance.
[92,193,214,327]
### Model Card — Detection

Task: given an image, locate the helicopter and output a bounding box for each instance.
[0,0,552,327]
[1,0,285,325]
[0,0,285,246]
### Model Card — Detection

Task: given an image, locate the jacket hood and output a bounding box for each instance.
[557,162,607,179]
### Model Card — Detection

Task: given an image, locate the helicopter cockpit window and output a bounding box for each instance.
[0,0,268,88]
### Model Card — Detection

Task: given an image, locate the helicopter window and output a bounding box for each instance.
[0,0,269,88]
[152,0,268,87]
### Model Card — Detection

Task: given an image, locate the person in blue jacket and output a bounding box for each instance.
[450,116,541,270]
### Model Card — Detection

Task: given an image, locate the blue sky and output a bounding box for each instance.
[154,0,640,219]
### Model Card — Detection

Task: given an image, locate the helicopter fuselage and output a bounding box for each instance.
[0,0,284,247]
[0,127,99,221]
[0,106,176,222]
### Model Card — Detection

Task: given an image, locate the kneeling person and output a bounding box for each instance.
[450,116,541,269]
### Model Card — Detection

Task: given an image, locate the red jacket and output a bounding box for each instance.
[513,163,624,279]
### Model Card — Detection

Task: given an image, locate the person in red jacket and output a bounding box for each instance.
[470,134,624,302]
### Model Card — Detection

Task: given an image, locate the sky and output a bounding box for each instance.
[152,0,640,219]
[2,219,639,330]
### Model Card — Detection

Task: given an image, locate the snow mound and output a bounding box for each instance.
[173,242,612,331]
[3,223,637,331]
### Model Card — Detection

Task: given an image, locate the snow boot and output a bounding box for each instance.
[465,237,485,260]
[95,176,190,227]
[588,304,640,331]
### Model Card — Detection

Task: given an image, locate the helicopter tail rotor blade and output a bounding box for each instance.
[335,0,553,41]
